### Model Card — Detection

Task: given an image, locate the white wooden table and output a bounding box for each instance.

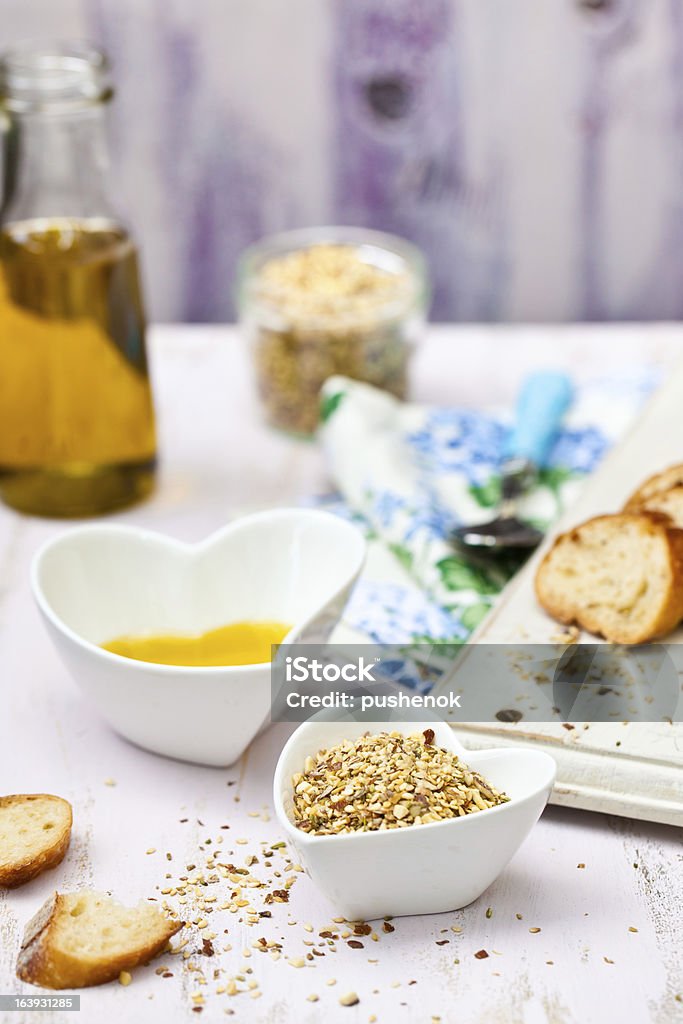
[1,325,682,1024]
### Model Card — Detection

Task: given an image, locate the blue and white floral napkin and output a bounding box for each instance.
[315,367,660,686]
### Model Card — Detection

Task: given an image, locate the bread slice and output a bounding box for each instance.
[625,463,683,508]
[0,795,72,889]
[17,890,183,989]
[624,483,683,528]
[535,513,683,643]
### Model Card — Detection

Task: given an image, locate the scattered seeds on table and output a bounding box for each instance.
[145,797,415,1017]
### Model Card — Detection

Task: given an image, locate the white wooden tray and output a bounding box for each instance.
[440,356,683,826]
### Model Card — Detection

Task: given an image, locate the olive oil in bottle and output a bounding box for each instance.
[0,43,157,516]
[0,217,156,515]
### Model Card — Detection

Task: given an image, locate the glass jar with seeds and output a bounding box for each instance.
[237,227,429,436]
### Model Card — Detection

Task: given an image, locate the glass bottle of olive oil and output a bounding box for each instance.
[0,44,156,516]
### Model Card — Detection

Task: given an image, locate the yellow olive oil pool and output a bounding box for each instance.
[102,621,291,667]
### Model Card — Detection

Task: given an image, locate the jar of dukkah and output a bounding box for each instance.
[237,227,429,435]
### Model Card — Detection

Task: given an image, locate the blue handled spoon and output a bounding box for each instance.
[452,371,573,551]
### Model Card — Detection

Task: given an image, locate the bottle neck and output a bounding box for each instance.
[2,105,117,225]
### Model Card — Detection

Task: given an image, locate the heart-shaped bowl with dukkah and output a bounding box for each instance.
[274,717,556,921]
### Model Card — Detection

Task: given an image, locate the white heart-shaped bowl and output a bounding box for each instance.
[31,509,366,767]
[274,717,556,920]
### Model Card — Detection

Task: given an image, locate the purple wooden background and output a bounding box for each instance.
[3,0,683,323]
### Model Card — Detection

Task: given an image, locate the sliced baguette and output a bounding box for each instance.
[624,483,683,528]
[17,890,183,989]
[535,512,683,644]
[0,795,72,889]
[625,463,683,508]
